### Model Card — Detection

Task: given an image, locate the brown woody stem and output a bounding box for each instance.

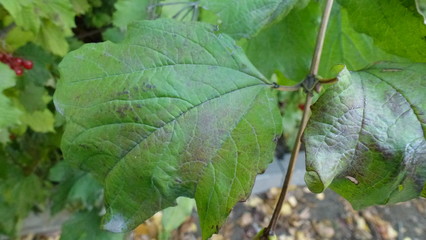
[262,0,334,238]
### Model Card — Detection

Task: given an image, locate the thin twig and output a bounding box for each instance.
[262,0,334,238]
[262,94,313,238]
[172,5,193,19]
[149,1,198,8]
[318,77,338,84]
[272,83,302,92]
[310,0,334,76]
[181,6,195,20]
[192,4,199,21]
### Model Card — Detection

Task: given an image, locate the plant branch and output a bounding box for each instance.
[262,0,334,238]
[272,83,302,92]
[262,93,313,238]
[148,1,199,10]
[310,0,334,76]
[172,5,194,19]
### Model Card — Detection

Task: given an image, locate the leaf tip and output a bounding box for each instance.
[304,170,325,193]
[102,212,128,233]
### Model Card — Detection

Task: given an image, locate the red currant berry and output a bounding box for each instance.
[14,57,23,65]
[5,54,12,61]
[298,104,305,111]
[14,67,23,76]
[22,60,33,70]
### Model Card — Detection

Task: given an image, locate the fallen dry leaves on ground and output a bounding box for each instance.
[22,186,426,240]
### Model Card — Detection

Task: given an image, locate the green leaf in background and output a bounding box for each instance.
[160,197,195,240]
[244,0,402,82]
[70,0,92,14]
[319,3,404,78]
[0,0,41,33]
[157,0,197,21]
[0,0,77,55]
[17,83,48,112]
[0,159,47,235]
[4,23,35,52]
[35,21,70,56]
[15,43,56,87]
[102,27,126,43]
[422,185,426,197]
[82,0,116,28]
[55,19,282,239]
[20,109,55,133]
[61,210,125,240]
[49,161,103,214]
[338,0,426,62]
[200,0,304,39]
[0,64,21,130]
[243,0,318,81]
[112,0,150,30]
[416,0,426,22]
[304,62,426,209]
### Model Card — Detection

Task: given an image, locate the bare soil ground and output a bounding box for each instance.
[21,186,426,240]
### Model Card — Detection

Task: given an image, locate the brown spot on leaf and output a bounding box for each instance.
[142,83,156,92]
[79,144,90,150]
[116,105,131,118]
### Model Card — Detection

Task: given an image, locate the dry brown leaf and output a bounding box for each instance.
[210,234,225,240]
[245,196,264,208]
[288,196,297,208]
[312,220,335,239]
[315,193,325,201]
[298,208,311,220]
[280,202,292,216]
[238,212,253,227]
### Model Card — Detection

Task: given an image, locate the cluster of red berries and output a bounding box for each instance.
[0,52,33,76]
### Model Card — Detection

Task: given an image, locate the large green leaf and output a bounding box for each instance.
[54,19,282,239]
[304,62,426,209]
[244,0,401,81]
[338,0,426,62]
[200,0,304,39]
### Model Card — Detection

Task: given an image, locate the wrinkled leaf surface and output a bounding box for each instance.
[54,19,282,239]
[304,62,426,209]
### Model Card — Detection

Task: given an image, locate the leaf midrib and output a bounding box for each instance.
[102,83,268,181]
[65,62,265,84]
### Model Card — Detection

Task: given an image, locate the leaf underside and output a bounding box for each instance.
[304,62,426,209]
[54,19,282,239]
